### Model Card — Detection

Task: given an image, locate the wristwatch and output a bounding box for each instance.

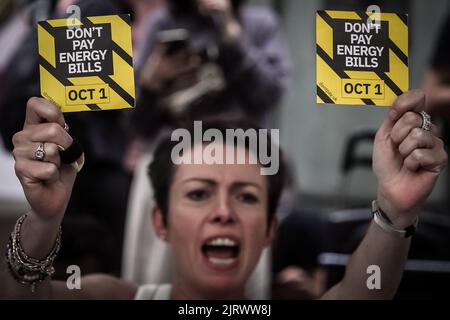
[372,200,418,238]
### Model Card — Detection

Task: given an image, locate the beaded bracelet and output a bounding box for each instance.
[5,214,61,292]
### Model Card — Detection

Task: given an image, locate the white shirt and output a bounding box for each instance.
[134,284,172,300]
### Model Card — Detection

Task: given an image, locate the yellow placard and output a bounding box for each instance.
[316,10,408,106]
[38,14,135,112]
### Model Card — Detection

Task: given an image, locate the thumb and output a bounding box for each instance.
[377,90,426,138]
[376,110,396,141]
[390,90,426,118]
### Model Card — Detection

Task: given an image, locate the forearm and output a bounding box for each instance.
[0,213,61,299]
[322,220,411,300]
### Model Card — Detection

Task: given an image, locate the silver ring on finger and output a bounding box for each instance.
[420,111,432,131]
[34,143,46,161]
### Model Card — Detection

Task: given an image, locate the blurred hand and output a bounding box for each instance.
[373,90,447,228]
[273,266,327,300]
[12,97,77,222]
[197,0,232,17]
[196,0,241,43]
[140,44,201,93]
[123,137,148,173]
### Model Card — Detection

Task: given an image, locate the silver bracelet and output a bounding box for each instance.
[372,200,418,238]
[5,214,61,292]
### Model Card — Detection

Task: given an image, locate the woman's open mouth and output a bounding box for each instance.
[201,236,241,270]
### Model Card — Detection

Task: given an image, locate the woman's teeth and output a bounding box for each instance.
[207,237,237,246]
[208,257,236,266]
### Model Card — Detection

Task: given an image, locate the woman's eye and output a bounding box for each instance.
[186,189,210,201]
[238,193,259,204]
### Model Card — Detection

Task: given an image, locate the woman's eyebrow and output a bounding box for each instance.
[232,182,263,190]
[181,178,217,185]
[180,178,262,190]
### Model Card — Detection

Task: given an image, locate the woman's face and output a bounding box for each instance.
[154,145,275,298]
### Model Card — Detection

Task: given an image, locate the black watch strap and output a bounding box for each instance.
[372,200,418,238]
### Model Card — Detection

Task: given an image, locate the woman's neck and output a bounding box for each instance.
[171,278,246,300]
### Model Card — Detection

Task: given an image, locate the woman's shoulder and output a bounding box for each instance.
[76,274,138,300]
[51,274,137,299]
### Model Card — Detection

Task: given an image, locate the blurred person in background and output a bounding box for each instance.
[122,0,166,62]
[0,0,30,112]
[125,0,291,172]
[423,11,450,213]
[271,209,329,300]
[270,164,329,300]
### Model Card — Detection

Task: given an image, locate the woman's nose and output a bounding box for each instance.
[211,196,236,224]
